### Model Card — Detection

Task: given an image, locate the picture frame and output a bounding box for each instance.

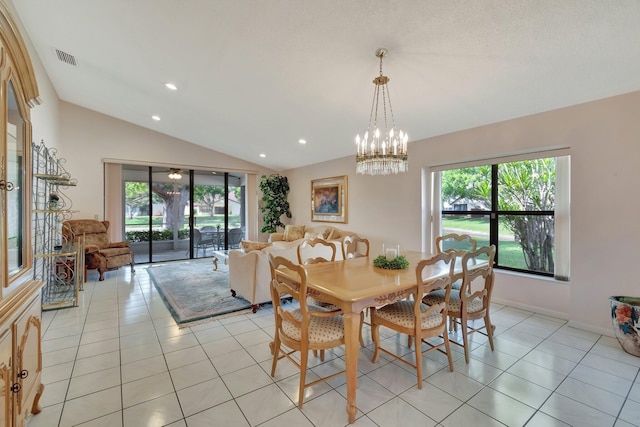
[311,175,347,223]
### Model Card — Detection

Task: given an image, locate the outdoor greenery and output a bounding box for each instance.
[125,229,190,242]
[125,178,242,244]
[259,174,291,233]
[442,158,556,273]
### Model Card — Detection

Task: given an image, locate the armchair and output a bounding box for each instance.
[62,219,135,281]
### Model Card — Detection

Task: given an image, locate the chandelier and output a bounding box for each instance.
[168,169,182,180]
[355,48,408,175]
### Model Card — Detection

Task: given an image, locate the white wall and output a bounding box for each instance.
[57,101,276,224]
[285,91,640,334]
[12,0,639,332]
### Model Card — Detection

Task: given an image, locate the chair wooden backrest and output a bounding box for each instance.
[342,235,370,260]
[459,245,496,316]
[436,233,477,283]
[297,238,336,265]
[414,252,456,333]
[268,255,311,337]
[436,233,477,256]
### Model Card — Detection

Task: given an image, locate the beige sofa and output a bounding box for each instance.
[228,225,361,312]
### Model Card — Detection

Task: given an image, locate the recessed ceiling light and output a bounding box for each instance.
[152,115,161,121]
[259,153,266,158]
[298,139,307,144]
[165,82,177,90]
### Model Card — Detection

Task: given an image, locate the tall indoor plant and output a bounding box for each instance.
[259,174,292,233]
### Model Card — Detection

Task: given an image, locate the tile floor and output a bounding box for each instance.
[27,264,640,427]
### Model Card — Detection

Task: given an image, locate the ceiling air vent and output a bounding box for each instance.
[55,49,77,66]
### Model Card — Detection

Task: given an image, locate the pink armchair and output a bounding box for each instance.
[62,219,135,281]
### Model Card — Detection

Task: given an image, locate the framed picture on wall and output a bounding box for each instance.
[311,175,347,223]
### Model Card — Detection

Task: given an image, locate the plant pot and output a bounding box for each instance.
[609,296,640,357]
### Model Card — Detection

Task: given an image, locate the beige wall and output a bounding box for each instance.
[285,91,640,334]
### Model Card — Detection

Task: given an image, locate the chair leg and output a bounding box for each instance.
[298,349,309,408]
[443,331,454,372]
[270,335,281,376]
[461,316,470,363]
[415,335,422,389]
[485,313,495,351]
[450,316,457,332]
[371,317,381,363]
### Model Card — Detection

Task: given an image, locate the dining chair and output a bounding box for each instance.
[268,255,346,408]
[297,237,336,265]
[435,233,477,256]
[296,238,341,359]
[370,251,456,389]
[435,233,478,331]
[423,245,496,363]
[341,235,370,259]
[340,235,374,346]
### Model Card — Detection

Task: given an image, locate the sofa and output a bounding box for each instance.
[228,225,362,312]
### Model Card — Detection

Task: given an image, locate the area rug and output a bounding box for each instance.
[147,260,252,327]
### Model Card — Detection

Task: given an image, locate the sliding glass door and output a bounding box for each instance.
[123,165,246,264]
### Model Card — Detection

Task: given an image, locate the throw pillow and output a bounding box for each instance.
[240,240,272,252]
[284,225,306,241]
[325,228,340,240]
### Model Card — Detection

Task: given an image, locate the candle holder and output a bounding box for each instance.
[381,244,401,260]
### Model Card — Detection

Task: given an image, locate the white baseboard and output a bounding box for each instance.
[492,297,615,337]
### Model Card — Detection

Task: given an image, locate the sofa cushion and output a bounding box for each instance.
[304,231,324,240]
[284,225,306,241]
[98,247,132,257]
[240,240,272,252]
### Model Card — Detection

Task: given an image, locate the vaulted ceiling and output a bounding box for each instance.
[13,0,640,171]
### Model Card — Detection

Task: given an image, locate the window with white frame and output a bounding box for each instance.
[434,155,570,280]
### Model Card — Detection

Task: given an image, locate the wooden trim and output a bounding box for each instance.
[0,0,40,106]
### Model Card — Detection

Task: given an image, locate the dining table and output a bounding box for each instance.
[275,250,478,424]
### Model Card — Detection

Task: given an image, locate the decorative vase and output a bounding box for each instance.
[609,296,640,357]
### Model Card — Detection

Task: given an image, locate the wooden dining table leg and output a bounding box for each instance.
[343,310,360,424]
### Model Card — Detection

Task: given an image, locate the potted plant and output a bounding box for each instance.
[259,174,292,233]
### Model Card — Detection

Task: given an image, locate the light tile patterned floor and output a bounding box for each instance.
[27,264,640,427]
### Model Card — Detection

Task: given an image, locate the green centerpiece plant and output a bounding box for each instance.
[372,254,409,270]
